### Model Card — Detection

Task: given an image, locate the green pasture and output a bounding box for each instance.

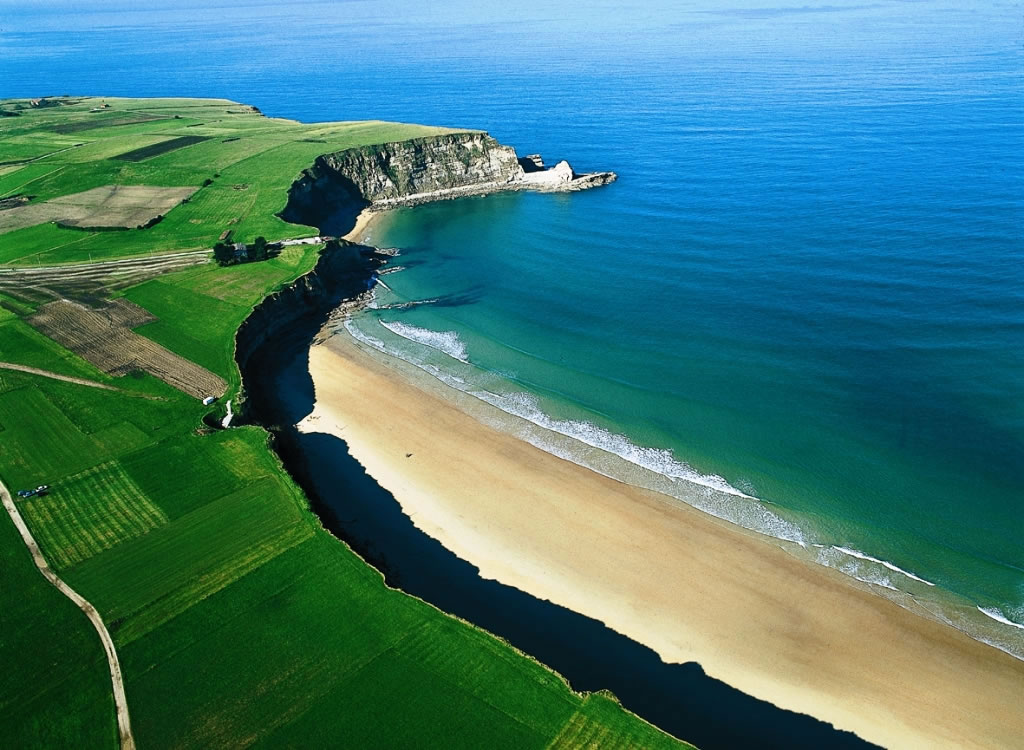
[0,97,689,749]
[21,460,168,569]
[0,97,455,265]
[0,512,117,749]
[122,243,323,388]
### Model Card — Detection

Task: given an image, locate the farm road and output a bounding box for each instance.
[0,479,135,750]
[0,362,121,390]
[0,362,164,399]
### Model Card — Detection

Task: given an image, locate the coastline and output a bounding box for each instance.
[301,331,1024,750]
[341,208,380,243]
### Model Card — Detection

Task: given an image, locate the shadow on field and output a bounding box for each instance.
[241,305,878,750]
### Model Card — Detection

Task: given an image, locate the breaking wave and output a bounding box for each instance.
[832,546,936,587]
[978,607,1024,630]
[379,320,468,362]
[338,315,1024,661]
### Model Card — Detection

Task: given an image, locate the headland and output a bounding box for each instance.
[0,95,675,750]
[253,130,1024,749]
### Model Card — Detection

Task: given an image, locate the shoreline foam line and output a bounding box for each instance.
[832,545,937,586]
[979,607,1024,630]
[370,319,759,500]
[379,320,469,363]
[340,315,1024,663]
[306,333,1024,750]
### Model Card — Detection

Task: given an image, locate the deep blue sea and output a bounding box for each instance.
[3,0,1022,657]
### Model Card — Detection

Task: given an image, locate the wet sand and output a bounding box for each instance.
[301,334,1024,749]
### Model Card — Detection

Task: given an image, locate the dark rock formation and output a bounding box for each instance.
[518,153,545,172]
[233,240,381,417]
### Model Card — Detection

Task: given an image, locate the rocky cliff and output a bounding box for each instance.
[233,240,380,417]
[240,132,615,415]
[281,131,615,230]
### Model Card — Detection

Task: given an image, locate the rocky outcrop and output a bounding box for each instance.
[519,154,545,172]
[242,132,615,413]
[281,131,616,230]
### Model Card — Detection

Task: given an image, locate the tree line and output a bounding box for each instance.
[213,236,270,266]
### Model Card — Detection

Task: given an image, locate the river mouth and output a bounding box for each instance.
[237,267,877,750]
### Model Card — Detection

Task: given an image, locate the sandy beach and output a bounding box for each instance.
[301,335,1024,749]
[341,208,382,243]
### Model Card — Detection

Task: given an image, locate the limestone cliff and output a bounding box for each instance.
[281,131,615,230]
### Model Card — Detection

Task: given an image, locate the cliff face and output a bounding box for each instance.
[243,131,615,414]
[281,131,615,230]
[234,240,375,416]
[326,132,523,201]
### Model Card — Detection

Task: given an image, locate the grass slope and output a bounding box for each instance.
[0,97,693,749]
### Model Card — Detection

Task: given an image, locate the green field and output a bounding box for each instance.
[21,460,168,568]
[0,97,692,749]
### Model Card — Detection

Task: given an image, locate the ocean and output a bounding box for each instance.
[4,0,1022,658]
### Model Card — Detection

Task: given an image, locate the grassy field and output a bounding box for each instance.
[0,511,117,748]
[0,97,692,749]
[0,97,459,265]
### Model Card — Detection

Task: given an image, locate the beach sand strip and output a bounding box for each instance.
[302,335,1024,750]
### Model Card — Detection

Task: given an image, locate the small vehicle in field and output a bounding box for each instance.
[15,485,48,499]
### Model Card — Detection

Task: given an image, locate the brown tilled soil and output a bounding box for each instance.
[0,185,197,233]
[0,250,211,306]
[29,298,226,399]
[103,298,158,328]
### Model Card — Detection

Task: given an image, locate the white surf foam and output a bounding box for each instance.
[342,319,388,352]
[465,388,810,546]
[338,317,1024,660]
[832,546,936,587]
[379,320,468,362]
[343,318,807,545]
[978,606,1024,630]
[472,389,752,499]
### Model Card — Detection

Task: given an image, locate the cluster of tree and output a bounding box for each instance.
[213,236,270,267]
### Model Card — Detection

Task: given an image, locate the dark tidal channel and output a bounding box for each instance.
[239,272,878,750]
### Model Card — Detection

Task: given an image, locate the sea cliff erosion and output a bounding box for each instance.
[280,132,616,230]
[243,133,1024,750]
[234,240,370,383]
[235,141,881,750]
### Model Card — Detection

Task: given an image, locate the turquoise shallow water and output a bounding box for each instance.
[4,0,1022,655]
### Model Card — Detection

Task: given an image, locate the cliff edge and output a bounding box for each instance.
[281,132,615,230]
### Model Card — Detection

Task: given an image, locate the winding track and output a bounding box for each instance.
[0,238,324,746]
[0,480,135,750]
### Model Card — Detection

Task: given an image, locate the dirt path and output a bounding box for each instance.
[0,362,173,401]
[1,480,135,750]
[0,362,166,400]
[0,362,122,390]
